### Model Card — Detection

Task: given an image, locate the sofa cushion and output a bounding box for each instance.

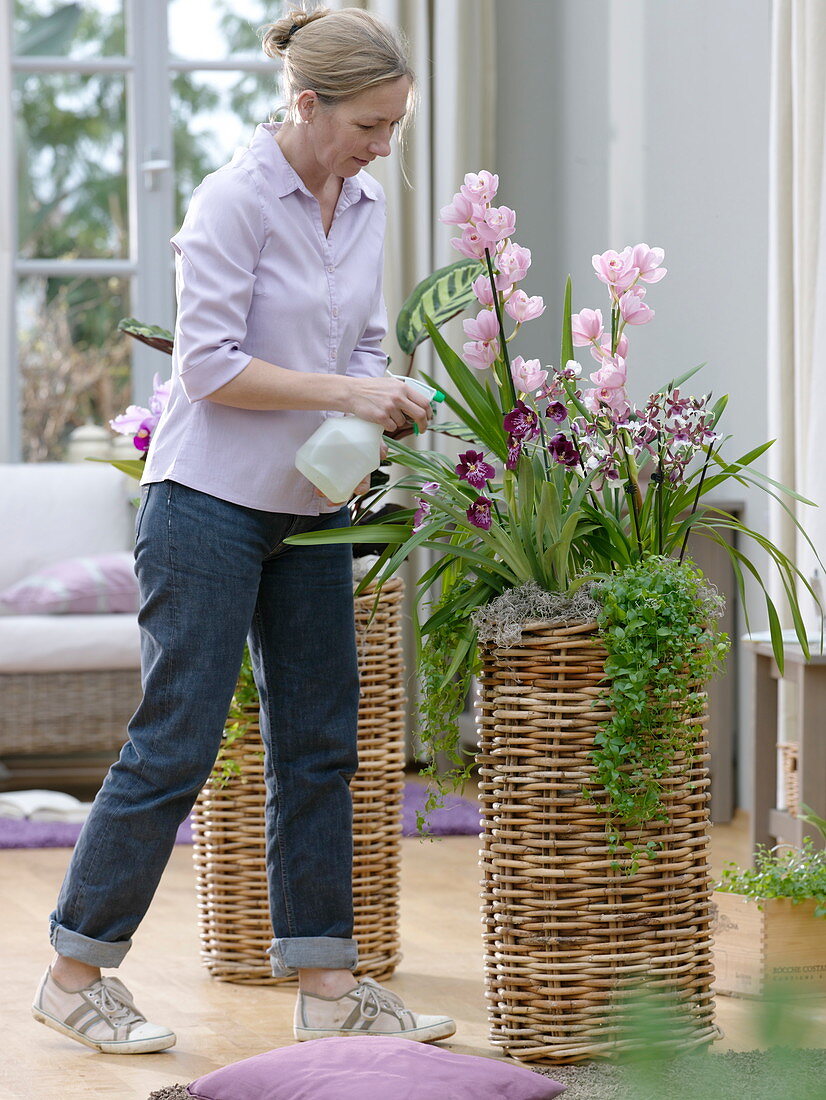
[0,463,134,590]
[0,614,141,673]
[0,553,139,615]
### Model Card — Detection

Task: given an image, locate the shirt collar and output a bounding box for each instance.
[249,122,381,203]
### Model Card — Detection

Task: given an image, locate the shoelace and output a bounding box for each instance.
[87,980,144,1028]
[355,981,408,1023]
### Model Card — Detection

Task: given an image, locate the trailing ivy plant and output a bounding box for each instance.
[212,646,261,788]
[591,556,730,866]
[413,575,481,835]
[716,806,826,917]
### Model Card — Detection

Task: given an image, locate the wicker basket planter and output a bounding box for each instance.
[475,619,719,1064]
[191,575,406,984]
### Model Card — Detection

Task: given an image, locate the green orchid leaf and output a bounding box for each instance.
[396,259,482,355]
[86,456,146,481]
[560,275,574,369]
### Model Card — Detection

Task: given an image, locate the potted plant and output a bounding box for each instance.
[713,806,826,998]
[286,170,821,1062]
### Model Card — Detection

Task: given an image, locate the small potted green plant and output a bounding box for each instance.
[713,806,826,997]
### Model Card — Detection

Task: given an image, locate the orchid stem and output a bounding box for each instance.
[678,444,716,565]
[622,443,643,559]
[484,247,518,407]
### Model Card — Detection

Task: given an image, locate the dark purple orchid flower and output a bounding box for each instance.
[456,449,496,489]
[506,434,523,471]
[467,495,493,530]
[545,401,568,424]
[503,400,540,440]
[548,432,579,468]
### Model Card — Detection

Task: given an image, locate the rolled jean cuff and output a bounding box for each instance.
[49,922,132,968]
[268,936,358,978]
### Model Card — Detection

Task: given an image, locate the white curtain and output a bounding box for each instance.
[768,0,826,630]
[0,1,15,461]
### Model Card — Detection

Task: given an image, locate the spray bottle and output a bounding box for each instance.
[295,372,445,503]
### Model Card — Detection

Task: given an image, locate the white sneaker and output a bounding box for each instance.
[32,967,176,1054]
[294,976,456,1043]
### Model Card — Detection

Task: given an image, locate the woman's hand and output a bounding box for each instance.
[346,376,433,435]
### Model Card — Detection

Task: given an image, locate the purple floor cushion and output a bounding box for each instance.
[183,1036,565,1100]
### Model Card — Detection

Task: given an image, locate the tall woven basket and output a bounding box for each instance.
[191,575,406,984]
[476,619,719,1064]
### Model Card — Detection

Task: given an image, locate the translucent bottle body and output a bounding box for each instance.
[294,415,383,503]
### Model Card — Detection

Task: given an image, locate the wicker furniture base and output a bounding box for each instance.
[476,620,719,1064]
[192,576,406,984]
[0,669,141,756]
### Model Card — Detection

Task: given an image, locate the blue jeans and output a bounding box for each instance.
[50,481,360,977]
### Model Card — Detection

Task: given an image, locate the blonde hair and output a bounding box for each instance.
[260,6,416,144]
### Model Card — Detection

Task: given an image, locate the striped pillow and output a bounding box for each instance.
[0,553,139,615]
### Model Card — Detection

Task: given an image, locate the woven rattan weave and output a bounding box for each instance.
[777,741,800,816]
[191,576,406,984]
[0,669,141,756]
[476,619,719,1063]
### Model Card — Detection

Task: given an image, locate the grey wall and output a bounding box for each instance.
[493,0,773,810]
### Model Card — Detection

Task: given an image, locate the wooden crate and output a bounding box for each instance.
[712,890,826,997]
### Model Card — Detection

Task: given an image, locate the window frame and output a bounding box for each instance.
[3,0,278,461]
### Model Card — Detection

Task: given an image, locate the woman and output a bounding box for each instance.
[33,6,455,1054]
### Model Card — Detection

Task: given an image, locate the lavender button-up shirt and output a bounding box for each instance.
[142,122,388,513]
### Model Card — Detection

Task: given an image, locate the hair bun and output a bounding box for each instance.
[260,7,331,58]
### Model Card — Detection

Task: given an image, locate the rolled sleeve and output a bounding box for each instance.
[345,244,388,381]
[171,167,266,402]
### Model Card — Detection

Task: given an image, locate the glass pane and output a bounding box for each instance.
[14,72,127,260]
[168,0,273,61]
[18,275,132,462]
[13,0,125,59]
[171,69,280,225]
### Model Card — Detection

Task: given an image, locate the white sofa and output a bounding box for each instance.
[0,463,142,790]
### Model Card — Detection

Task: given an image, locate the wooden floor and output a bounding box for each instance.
[1,801,825,1100]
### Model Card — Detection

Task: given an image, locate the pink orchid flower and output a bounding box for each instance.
[463,340,499,370]
[450,225,488,260]
[496,242,531,285]
[591,247,639,294]
[589,333,629,364]
[110,404,153,436]
[463,308,500,343]
[472,274,511,306]
[510,356,548,394]
[571,308,604,346]
[412,498,432,532]
[505,289,546,323]
[439,191,475,225]
[149,373,172,415]
[590,356,627,390]
[476,205,517,244]
[630,243,667,284]
[583,385,631,417]
[619,287,654,325]
[460,170,499,206]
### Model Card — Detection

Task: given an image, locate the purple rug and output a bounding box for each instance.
[0,781,480,850]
